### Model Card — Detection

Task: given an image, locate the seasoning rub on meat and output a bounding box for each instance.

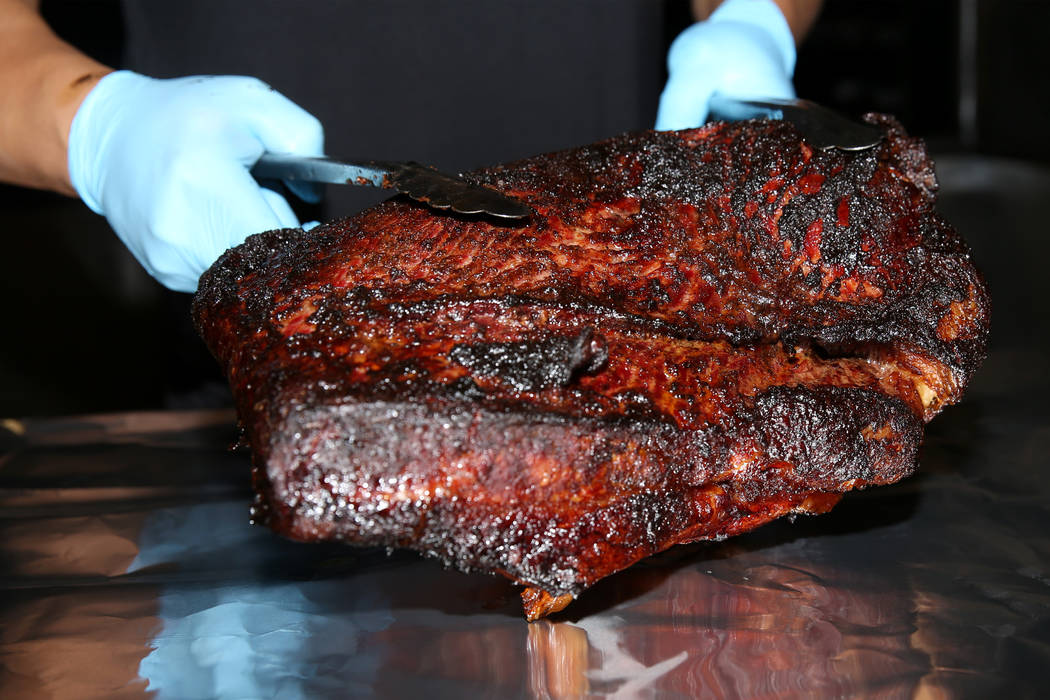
[193,116,990,620]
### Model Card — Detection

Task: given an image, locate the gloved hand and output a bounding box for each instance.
[68,71,324,293]
[655,0,796,131]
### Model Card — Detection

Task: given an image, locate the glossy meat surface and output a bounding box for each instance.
[193,117,989,619]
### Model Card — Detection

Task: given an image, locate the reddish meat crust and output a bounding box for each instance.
[193,117,989,619]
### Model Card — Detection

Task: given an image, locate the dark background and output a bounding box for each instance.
[1,0,1047,418]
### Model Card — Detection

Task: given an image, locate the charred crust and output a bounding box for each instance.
[193,117,990,616]
[448,328,608,392]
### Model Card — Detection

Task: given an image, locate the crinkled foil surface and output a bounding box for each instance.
[2,156,1048,699]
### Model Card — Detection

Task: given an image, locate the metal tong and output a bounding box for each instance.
[708,93,884,152]
[251,154,532,220]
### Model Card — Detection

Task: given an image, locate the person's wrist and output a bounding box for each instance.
[58,69,112,151]
[44,52,112,196]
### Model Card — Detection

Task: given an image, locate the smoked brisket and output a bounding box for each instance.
[193,116,989,619]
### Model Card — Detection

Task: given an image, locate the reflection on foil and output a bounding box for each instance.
[528,620,591,697]
[131,502,392,698]
[528,617,687,699]
[139,583,389,699]
[129,501,285,574]
[578,616,688,697]
[524,528,935,698]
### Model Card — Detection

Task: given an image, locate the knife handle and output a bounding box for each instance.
[251,154,531,220]
[251,154,388,186]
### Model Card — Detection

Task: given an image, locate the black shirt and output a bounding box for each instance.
[122,0,669,217]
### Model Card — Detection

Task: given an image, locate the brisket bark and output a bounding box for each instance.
[193,116,989,619]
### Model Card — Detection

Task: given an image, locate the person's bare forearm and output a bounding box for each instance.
[691,0,823,42]
[0,0,112,194]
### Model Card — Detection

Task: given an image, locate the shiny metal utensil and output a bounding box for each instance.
[252,154,533,220]
[708,93,884,152]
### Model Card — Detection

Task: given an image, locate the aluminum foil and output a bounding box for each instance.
[2,155,1048,698]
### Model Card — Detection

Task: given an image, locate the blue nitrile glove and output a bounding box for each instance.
[68,71,324,293]
[655,0,796,130]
